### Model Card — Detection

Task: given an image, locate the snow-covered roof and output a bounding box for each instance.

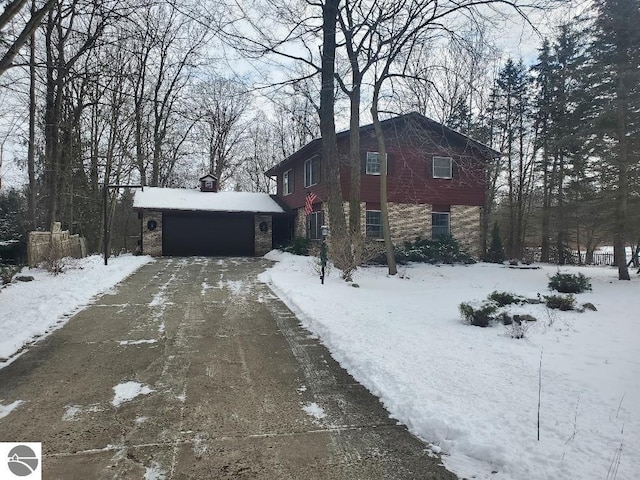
[133,187,285,214]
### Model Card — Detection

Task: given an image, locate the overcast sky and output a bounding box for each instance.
[0,0,587,190]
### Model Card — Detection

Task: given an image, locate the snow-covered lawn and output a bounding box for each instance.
[0,254,152,366]
[259,251,640,480]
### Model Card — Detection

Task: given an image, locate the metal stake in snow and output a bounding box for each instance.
[538,348,543,441]
[320,225,328,284]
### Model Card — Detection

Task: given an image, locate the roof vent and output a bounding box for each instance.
[199,174,218,192]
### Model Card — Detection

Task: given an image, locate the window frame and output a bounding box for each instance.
[364,152,389,175]
[204,180,213,189]
[365,210,383,239]
[307,210,323,240]
[304,157,320,188]
[432,156,453,179]
[431,212,451,239]
[283,169,294,195]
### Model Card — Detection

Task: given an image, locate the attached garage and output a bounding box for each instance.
[133,175,287,257]
[162,212,255,257]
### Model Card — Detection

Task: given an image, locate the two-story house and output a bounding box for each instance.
[265,112,500,256]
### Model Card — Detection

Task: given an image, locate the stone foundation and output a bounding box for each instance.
[255,215,273,256]
[292,202,481,257]
[451,205,481,257]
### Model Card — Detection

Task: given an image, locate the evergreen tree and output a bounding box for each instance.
[584,0,640,279]
[485,221,506,263]
[489,58,534,260]
[531,38,554,263]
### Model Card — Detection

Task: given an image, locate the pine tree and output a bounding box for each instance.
[584,0,640,279]
[489,58,533,260]
[485,221,506,263]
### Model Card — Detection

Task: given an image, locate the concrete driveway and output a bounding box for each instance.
[0,257,457,479]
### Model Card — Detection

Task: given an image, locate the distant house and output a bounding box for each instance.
[133,175,289,257]
[265,112,500,256]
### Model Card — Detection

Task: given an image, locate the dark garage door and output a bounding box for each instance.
[162,212,255,256]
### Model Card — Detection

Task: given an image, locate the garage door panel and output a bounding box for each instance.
[163,213,254,256]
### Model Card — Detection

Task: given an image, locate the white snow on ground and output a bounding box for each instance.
[118,339,158,346]
[144,461,167,480]
[302,402,327,421]
[0,400,24,419]
[111,381,154,407]
[0,254,152,366]
[260,251,640,480]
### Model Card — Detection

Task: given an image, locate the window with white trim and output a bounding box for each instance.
[304,157,320,187]
[283,169,294,195]
[432,212,450,238]
[366,152,386,175]
[365,210,383,239]
[308,211,323,240]
[433,156,453,179]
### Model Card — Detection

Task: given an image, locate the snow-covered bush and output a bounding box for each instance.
[544,294,576,311]
[280,237,309,256]
[395,236,476,265]
[459,301,498,327]
[487,290,526,307]
[506,318,531,339]
[548,272,592,294]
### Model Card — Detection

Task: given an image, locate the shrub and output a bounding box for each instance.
[393,236,476,265]
[281,237,309,256]
[548,272,592,294]
[1,266,18,284]
[506,319,530,339]
[485,221,506,263]
[544,294,576,311]
[487,291,525,307]
[459,301,498,327]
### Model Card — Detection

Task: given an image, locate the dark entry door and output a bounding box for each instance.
[162,212,255,256]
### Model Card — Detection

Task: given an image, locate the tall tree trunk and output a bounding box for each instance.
[614,72,630,280]
[348,79,362,265]
[371,77,396,275]
[540,141,550,263]
[556,151,566,265]
[320,0,352,278]
[27,0,37,229]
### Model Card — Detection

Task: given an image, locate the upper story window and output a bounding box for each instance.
[366,152,387,175]
[365,210,383,239]
[304,157,320,187]
[283,169,294,195]
[433,156,453,179]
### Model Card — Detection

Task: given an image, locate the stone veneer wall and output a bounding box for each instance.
[142,211,163,256]
[450,205,481,257]
[292,202,481,258]
[386,203,432,243]
[254,214,273,256]
[27,222,87,267]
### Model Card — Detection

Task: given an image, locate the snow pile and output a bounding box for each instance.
[260,251,640,480]
[0,254,152,366]
[302,402,327,420]
[111,381,154,407]
[144,461,167,480]
[0,400,24,419]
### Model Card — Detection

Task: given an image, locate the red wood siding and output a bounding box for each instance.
[276,153,327,210]
[271,116,488,209]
